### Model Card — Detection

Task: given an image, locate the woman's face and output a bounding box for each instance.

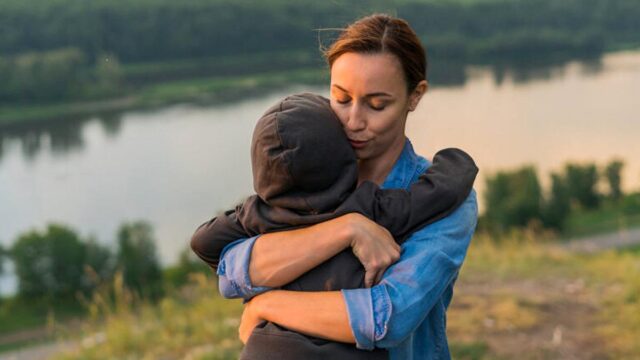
[329,52,424,163]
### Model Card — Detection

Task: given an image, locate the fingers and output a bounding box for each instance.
[365,267,389,288]
[373,269,385,286]
[364,271,376,288]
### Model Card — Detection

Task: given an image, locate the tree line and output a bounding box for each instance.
[482,159,637,233]
[0,221,208,303]
[1,0,639,105]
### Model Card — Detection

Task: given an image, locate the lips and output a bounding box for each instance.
[348,138,369,149]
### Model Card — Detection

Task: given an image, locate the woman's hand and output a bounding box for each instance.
[345,213,401,287]
[239,297,263,344]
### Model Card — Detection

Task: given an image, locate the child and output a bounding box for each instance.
[191,93,477,359]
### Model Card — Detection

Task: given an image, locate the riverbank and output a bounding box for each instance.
[4,44,640,130]
[0,53,607,129]
[0,67,327,129]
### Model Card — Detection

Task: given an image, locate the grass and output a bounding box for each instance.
[55,273,244,360]
[449,232,640,359]
[449,341,491,360]
[0,297,84,335]
[120,50,318,83]
[562,194,640,238]
[135,67,327,107]
[0,231,635,359]
[0,296,84,355]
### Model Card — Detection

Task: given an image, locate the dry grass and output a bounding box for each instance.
[448,231,640,359]
[56,273,243,360]
[54,232,640,359]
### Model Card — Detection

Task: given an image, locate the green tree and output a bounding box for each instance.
[0,243,5,276]
[1,48,88,104]
[83,238,116,288]
[565,163,600,209]
[92,52,123,98]
[484,166,543,232]
[604,159,624,201]
[542,172,571,230]
[116,221,163,299]
[10,224,87,298]
[163,248,209,289]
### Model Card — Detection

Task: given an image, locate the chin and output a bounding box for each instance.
[353,147,373,160]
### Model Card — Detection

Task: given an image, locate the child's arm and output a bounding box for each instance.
[341,148,478,242]
[190,194,334,271]
[190,207,253,270]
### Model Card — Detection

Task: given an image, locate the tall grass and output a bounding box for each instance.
[55,233,640,359]
[57,273,243,359]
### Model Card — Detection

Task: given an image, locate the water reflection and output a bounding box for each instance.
[428,60,467,87]
[98,112,124,139]
[488,54,603,85]
[0,113,124,163]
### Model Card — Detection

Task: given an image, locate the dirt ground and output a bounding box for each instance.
[449,276,610,360]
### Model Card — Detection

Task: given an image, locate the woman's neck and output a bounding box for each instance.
[357,137,406,185]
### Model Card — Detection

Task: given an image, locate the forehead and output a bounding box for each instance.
[330,52,406,96]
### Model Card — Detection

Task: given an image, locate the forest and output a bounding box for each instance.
[1,0,639,106]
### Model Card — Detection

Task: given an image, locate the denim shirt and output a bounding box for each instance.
[217,139,478,360]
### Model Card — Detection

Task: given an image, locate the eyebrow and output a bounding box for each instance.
[332,84,393,98]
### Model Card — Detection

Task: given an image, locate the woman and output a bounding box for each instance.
[217,14,478,359]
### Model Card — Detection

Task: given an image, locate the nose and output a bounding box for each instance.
[345,101,366,132]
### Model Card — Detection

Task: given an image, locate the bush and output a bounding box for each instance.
[0,243,5,276]
[622,192,640,215]
[604,159,624,201]
[116,221,163,299]
[163,248,211,289]
[542,172,571,230]
[484,166,543,232]
[565,163,601,209]
[0,48,89,103]
[9,224,111,299]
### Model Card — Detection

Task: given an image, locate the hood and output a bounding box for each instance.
[251,93,358,213]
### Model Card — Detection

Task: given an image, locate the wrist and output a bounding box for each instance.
[340,213,363,248]
[252,290,278,321]
[334,213,356,248]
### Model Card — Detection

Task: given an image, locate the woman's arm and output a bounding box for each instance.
[242,191,478,349]
[250,212,400,287]
[217,212,400,298]
[240,290,353,344]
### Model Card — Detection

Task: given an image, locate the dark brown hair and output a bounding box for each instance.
[324,14,427,92]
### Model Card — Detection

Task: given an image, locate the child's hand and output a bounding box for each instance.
[346,213,401,287]
[239,298,263,344]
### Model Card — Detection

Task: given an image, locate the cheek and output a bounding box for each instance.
[330,102,349,126]
[369,111,402,136]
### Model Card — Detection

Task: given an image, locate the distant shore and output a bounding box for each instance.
[0,67,327,129]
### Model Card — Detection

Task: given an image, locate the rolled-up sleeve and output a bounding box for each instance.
[342,190,478,350]
[217,235,273,299]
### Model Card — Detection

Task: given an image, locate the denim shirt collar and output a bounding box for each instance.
[381,138,423,190]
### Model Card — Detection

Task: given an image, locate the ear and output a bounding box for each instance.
[409,80,428,111]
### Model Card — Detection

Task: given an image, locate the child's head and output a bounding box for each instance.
[251,93,358,213]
